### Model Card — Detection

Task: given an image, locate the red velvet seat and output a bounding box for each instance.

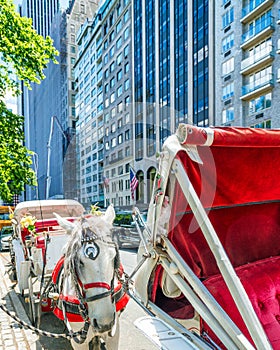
[203,256,280,349]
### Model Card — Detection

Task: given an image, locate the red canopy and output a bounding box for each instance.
[168,126,280,276]
[175,125,280,209]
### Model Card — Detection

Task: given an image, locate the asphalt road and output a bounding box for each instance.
[1,248,157,350]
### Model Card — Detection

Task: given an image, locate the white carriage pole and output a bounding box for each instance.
[161,239,255,350]
[172,158,272,350]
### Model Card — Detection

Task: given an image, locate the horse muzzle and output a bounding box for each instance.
[91,315,116,334]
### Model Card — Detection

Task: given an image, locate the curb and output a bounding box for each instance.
[0,254,44,350]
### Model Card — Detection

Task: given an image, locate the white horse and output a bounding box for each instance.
[53,205,126,350]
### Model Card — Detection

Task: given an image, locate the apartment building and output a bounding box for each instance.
[75,0,133,208]
[216,0,280,128]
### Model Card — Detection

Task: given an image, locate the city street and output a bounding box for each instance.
[0,248,157,350]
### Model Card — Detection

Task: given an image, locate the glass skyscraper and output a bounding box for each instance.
[132,0,212,204]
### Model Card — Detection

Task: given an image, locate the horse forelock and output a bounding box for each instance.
[63,216,114,275]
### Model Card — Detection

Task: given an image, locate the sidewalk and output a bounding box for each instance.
[0,254,43,350]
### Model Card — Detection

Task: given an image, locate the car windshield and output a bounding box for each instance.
[1,226,13,236]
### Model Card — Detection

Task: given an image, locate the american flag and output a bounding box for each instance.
[130,168,138,200]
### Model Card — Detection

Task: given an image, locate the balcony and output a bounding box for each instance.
[241,45,274,74]
[241,73,274,100]
[241,0,274,24]
[241,16,275,50]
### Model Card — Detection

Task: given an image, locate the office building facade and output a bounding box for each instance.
[75,0,133,208]
[132,0,214,205]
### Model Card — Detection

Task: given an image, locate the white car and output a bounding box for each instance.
[0,226,13,251]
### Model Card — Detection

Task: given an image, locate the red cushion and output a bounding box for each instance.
[203,256,280,349]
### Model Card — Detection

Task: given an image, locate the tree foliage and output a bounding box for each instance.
[0,0,58,202]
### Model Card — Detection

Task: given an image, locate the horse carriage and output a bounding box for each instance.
[132,124,280,350]
[10,199,85,325]
[10,199,129,349]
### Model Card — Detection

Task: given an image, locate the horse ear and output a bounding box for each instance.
[53,212,74,234]
[103,205,115,225]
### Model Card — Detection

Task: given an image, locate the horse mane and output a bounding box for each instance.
[63,215,114,275]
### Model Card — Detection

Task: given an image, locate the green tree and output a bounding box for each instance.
[0,0,58,202]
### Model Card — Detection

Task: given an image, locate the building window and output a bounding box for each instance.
[125,147,130,157]
[222,57,234,76]
[123,9,129,22]
[222,33,234,53]
[111,137,117,148]
[117,102,123,113]
[118,134,123,144]
[251,120,271,128]
[116,3,122,16]
[109,30,115,42]
[111,122,116,132]
[116,20,122,33]
[222,7,234,29]
[124,79,129,91]
[124,96,130,106]
[80,3,85,13]
[110,92,115,103]
[104,53,108,64]
[222,107,234,124]
[222,82,234,100]
[124,62,129,73]
[124,44,129,58]
[110,77,115,88]
[71,46,76,53]
[118,166,123,175]
[111,107,116,118]
[125,113,130,124]
[118,118,122,128]
[117,69,123,81]
[110,46,115,57]
[249,93,271,115]
[124,27,129,41]
[116,37,122,49]
[117,52,122,65]
[110,62,115,73]
[125,129,130,140]
[117,85,123,97]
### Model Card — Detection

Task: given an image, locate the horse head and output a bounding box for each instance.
[54,205,119,335]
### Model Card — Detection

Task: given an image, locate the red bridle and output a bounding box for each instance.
[83,282,111,291]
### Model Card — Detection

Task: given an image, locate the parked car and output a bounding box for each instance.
[0,226,13,251]
[112,210,146,248]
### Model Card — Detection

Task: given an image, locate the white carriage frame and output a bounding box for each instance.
[134,132,272,350]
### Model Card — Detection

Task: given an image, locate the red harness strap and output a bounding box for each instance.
[82,282,111,290]
[52,257,129,323]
